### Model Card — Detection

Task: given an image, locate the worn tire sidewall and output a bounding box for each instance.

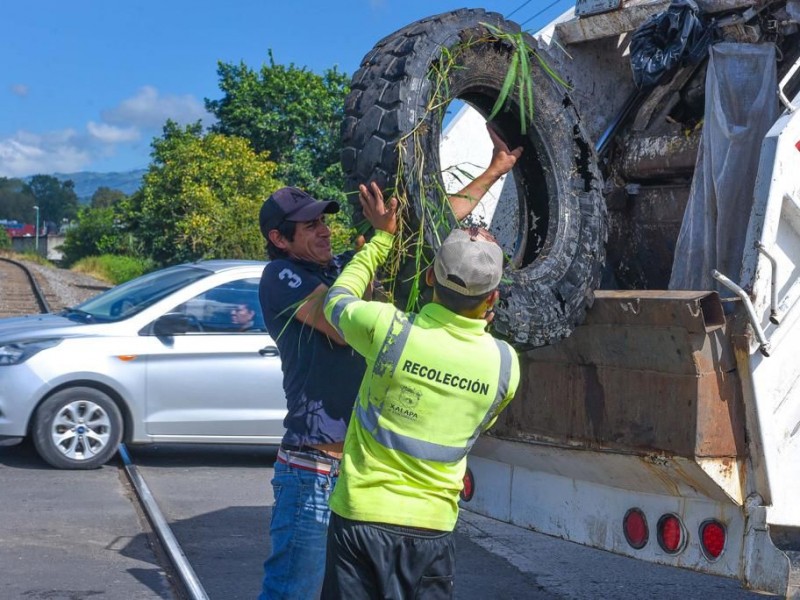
[342,9,606,346]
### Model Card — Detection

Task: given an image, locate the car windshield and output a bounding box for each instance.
[61,264,213,323]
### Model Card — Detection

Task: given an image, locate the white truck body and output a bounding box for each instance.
[441,1,800,595]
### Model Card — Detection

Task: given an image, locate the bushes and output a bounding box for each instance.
[20,251,52,266]
[71,254,155,285]
[60,206,137,267]
[0,228,10,250]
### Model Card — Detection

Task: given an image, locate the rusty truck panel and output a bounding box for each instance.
[492,291,746,458]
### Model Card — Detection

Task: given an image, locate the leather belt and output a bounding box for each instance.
[277,447,340,476]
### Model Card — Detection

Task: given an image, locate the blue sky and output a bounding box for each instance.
[1,0,571,178]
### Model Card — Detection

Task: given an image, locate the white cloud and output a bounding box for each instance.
[87,121,140,143]
[10,84,29,97]
[102,85,211,130]
[0,130,91,177]
[0,86,212,177]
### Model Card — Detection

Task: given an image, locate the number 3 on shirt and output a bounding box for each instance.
[279,268,302,289]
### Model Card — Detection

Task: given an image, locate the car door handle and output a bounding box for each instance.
[259,345,280,357]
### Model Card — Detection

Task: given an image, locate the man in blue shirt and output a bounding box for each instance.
[257,125,522,599]
[258,187,361,600]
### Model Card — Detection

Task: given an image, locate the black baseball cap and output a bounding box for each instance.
[259,187,340,239]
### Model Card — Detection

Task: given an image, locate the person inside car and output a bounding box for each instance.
[230,301,257,331]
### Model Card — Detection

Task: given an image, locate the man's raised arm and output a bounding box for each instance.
[448,124,523,221]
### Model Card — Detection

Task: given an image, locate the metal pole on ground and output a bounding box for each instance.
[118,444,210,600]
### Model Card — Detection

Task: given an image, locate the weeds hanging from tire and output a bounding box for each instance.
[342,9,607,347]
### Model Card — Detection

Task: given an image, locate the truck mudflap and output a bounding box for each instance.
[465,290,797,595]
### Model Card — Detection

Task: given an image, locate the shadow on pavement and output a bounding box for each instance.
[121,504,552,600]
[126,443,279,469]
[0,437,53,470]
[121,505,269,600]
[0,440,279,470]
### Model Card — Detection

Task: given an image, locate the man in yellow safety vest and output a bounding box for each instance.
[322,182,520,599]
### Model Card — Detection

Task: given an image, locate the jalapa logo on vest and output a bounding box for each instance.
[389,385,421,421]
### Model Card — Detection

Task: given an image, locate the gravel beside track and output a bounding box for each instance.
[0,255,112,317]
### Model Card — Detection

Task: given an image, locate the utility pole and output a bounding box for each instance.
[33,205,40,255]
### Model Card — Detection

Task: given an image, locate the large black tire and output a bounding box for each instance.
[32,386,123,469]
[341,9,607,347]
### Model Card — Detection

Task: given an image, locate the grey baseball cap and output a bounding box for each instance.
[433,228,504,296]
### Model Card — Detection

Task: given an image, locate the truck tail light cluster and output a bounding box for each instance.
[623,508,648,549]
[657,514,686,553]
[700,519,726,559]
[622,509,726,561]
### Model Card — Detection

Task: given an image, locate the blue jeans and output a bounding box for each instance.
[259,460,338,600]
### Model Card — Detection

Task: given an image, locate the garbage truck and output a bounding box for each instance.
[340,0,800,595]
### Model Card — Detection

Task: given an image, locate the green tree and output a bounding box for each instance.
[127,121,281,266]
[0,177,36,222]
[60,205,135,266]
[90,187,127,208]
[0,226,11,250]
[26,175,80,225]
[205,51,349,203]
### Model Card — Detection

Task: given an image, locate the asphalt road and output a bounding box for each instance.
[0,441,771,600]
[0,440,172,599]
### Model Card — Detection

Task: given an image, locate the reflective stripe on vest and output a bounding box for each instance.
[464,338,514,449]
[373,312,414,378]
[327,286,359,338]
[356,325,513,464]
[356,401,466,463]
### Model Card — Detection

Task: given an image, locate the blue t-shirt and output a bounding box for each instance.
[259,253,366,446]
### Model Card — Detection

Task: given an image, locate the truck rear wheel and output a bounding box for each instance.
[342,9,606,346]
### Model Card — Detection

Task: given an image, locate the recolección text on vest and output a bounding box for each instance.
[401,360,490,396]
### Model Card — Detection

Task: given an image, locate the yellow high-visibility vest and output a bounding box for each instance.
[325,231,520,531]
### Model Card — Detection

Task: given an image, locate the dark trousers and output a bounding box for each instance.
[322,512,455,600]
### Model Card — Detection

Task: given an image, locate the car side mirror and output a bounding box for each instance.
[152,313,198,336]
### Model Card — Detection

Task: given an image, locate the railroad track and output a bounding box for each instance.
[0,256,208,599]
[120,447,209,600]
[0,256,51,315]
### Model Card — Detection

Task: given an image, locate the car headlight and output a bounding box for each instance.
[0,339,63,366]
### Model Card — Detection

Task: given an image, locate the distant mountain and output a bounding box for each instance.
[48,169,147,203]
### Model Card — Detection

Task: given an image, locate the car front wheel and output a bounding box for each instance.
[32,387,123,470]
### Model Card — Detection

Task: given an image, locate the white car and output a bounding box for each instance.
[0,260,286,469]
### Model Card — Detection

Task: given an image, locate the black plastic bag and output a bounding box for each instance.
[630,0,712,89]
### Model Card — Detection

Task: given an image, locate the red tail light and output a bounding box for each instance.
[700,520,726,560]
[657,514,686,554]
[460,467,474,502]
[623,508,649,549]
